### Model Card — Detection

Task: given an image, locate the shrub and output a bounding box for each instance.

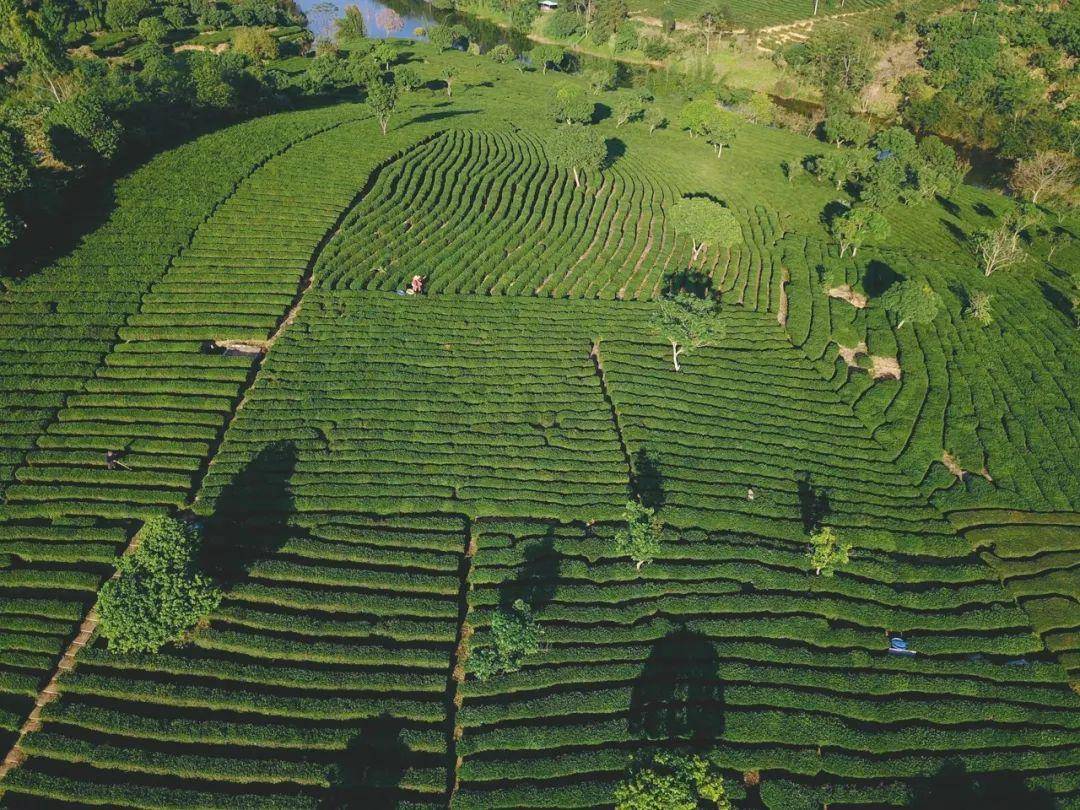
[545,10,584,39]
[468,599,542,680]
[105,0,151,30]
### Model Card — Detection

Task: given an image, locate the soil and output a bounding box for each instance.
[871,355,901,380]
[837,341,868,367]
[828,284,868,309]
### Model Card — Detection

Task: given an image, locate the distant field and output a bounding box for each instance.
[631,0,894,28]
[1,47,1078,808]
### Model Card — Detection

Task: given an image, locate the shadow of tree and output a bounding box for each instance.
[321,713,412,809]
[499,525,560,612]
[907,759,1056,809]
[1039,280,1076,325]
[406,109,481,126]
[631,447,665,510]
[629,627,724,743]
[200,441,301,588]
[796,473,831,534]
[863,259,900,298]
[662,269,713,298]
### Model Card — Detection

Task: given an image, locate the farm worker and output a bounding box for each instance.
[411,275,425,294]
[105,450,130,470]
[747,488,755,501]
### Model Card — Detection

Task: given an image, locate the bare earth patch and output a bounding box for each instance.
[827,284,868,309]
[871,355,901,380]
[837,341,868,367]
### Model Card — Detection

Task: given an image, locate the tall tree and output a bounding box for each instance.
[614,500,663,569]
[548,122,606,188]
[669,197,741,262]
[334,4,365,40]
[1010,150,1079,206]
[96,516,222,654]
[807,526,851,576]
[468,598,542,680]
[0,0,70,102]
[367,75,399,135]
[653,290,725,371]
[880,279,942,328]
[615,751,731,810]
[829,205,889,257]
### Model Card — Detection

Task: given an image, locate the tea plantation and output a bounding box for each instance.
[0,47,1078,809]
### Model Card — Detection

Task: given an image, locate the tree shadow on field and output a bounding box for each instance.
[863,259,900,299]
[629,627,724,743]
[605,137,626,167]
[200,441,301,588]
[662,269,713,298]
[796,473,830,534]
[631,448,665,510]
[498,525,560,612]
[936,195,961,218]
[940,218,968,247]
[592,102,612,124]
[1039,280,1075,324]
[906,759,1055,809]
[321,713,412,809]
[406,109,480,126]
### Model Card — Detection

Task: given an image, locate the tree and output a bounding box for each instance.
[548,122,606,188]
[964,289,994,325]
[653,290,725,371]
[800,28,872,106]
[614,94,644,126]
[880,279,942,329]
[0,125,30,250]
[488,43,516,63]
[829,205,889,257]
[234,26,279,61]
[823,112,869,147]
[704,111,736,158]
[614,500,663,569]
[669,197,741,263]
[914,135,966,200]
[394,65,422,91]
[0,0,71,102]
[375,6,404,35]
[531,44,566,73]
[96,516,222,654]
[372,39,396,70]
[807,526,851,576]
[551,84,594,124]
[367,75,399,135]
[812,149,868,190]
[781,159,803,183]
[615,751,731,810]
[427,23,457,50]
[47,93,124,165]
[468,598,542,680]
[678,100,737,157]
[590,0,627,44]
[696,2,732,54]
[1010,150,1079,206]
[973,206,1038,276]
[137,15,167,43]
[646,110,667,134]
[335,4,365,40]
[441,65,458,97]
[104,0,150,29]
[509,0,538,32]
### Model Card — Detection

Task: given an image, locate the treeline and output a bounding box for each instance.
[0,0,380,273]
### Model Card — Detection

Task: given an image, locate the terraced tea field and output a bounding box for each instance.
[1,50,1078,809]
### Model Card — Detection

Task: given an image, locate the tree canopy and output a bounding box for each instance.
[807,526,851,577]
[653,290,725,371]
[548,123,606,188]
[96,516,222,654]
[615,751,731,810]
[829,205,890,257]
[614,500,663,569]
[468,598,543,680]
[880,279,943,329]
[669,197,741,262]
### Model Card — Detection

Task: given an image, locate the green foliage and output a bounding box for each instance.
[509,0,538,32]
[335,5,365,40]
[531,43,567,73]
[828,205,889,257]
[47,93,123,164]
[551,84,594,123]
[233,27,279,61]
[653,290,725,370]
[0,125,30,249]
[136,15,167,43]
[547,122,606,188]
[613,501,663,569]
[880,279,942,329]
[615,750,731,810]
[367,75,399,135]
[590,0,627,44]
[808,526,852,577]
[613,93,645,126]
[964,289,994,326]
[823,112,869,147]
[96,516,221,654]
[488,43,516,64]
[545,10,584,39]
[798,28,872,106]
[678,99,737,156]
[469,599,542,680]
[669,197,741,260]
[427,23,458,50]
[104,0,149,30]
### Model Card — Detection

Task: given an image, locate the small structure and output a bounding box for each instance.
[888,637,916,656]
[538,0,558,10]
